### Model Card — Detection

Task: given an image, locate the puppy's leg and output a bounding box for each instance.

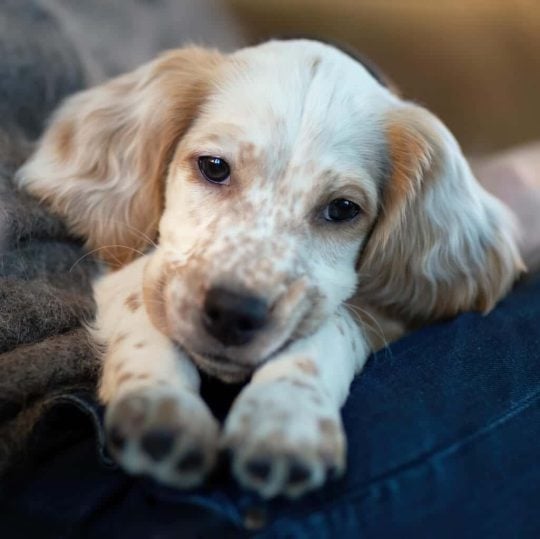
[94,257,219,488]
[223,308,370,498]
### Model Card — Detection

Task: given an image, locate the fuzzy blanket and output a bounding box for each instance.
[0,0,242,478]
[0,0,100,475]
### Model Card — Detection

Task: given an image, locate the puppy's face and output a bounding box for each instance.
[143,42,390,380]
[18,40,522,383]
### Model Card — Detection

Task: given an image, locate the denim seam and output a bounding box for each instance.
[352,386,540,492]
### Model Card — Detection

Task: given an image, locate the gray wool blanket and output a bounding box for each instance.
[0,0,242,477]
[0,0,99,475]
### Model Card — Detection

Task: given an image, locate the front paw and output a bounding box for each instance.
[222,380,345,498]
[105,388,219,488]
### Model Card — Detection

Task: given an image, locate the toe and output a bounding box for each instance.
[287,459,311,486]
[245,457,273,483]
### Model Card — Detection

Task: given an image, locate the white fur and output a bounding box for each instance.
[16,40,522,498]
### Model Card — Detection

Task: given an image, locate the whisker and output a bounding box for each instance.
[82,216,159,249]
[69,244,148,272]
[122,221,159,249]
[344,302,393,360]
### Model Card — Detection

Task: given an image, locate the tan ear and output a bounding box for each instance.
[357,105,524,324]
[16,47,222,266]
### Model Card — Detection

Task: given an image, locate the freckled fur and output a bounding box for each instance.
[117,372,134,385]
[124,293,141,312]
[295,358,319,376]
[17,39,523,499]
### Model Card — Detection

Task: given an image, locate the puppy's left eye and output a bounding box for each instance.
[198,156,230,184]
[323,199,361,222]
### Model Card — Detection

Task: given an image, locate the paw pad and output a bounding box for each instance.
[105,389,219,488]
[245,458,272,482]
[287,460,311,486]
[141,429,176,461]
[176,449,204,472]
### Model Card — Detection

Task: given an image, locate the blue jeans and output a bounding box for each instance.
[1,274,539,538]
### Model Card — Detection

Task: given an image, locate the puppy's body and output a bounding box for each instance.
[16,40,523,498]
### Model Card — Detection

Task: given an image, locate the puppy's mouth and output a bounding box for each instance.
[168,277,320,382]
[190,352,254,383]
[185,338,295,384]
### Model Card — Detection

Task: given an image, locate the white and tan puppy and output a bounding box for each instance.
[16,40,523,498]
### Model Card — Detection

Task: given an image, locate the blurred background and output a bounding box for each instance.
[39,0,540,154]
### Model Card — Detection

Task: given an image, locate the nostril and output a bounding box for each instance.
[237,315,260,332]
[205,306,220,323]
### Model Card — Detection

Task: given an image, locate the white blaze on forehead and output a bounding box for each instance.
[198,39,396,182]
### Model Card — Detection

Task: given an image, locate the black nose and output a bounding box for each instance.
[202,287,269,346]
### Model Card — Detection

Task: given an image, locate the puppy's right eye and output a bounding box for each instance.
[198,156,230,185]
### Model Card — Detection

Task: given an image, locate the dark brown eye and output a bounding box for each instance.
[324,199,361,222]
[198,156,230,184]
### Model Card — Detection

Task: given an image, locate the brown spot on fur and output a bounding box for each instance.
[143,261,175,336]
[277,181,291,198]
[114,332,128,345]
[53,120,75,161]
[125,293,141,312]
[134,341,146,349]
[155,397,180,424]
[238,141,256,165]
[295,358,319,376]
[113,362,124,374]
[117,372,134,385]
[319,418,338,438]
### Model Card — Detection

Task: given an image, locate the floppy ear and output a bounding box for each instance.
[16,47,222,266]
[357,104,524,324]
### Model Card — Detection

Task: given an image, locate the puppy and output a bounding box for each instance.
[16,40,523,498]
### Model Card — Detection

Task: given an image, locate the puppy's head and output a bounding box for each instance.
[17,40,523,381]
